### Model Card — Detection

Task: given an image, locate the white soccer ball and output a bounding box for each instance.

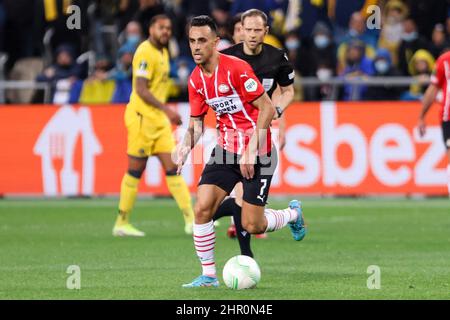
[222,255,261,290]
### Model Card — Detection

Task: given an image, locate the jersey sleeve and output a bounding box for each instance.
[276,51,295,87]
[188,77,208,117]
[233,60,265,102]
[430,58,444,87]
[133,46,155,81]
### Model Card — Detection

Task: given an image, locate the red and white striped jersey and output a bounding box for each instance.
[431,51,450,122]
[188,53,271,155]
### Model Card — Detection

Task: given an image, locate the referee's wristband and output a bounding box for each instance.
[275,106,283,118]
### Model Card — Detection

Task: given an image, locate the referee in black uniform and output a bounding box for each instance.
[213,9,298,257]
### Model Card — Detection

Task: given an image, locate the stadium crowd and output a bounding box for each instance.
[1,0,450,104]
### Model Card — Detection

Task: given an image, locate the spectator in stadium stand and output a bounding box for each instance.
[309,21,336,76]
[109,43,135,103]
[69,57,116,104]
[429,24,449,59]
[284,31,310,78]
[36,44,81,85]
[365,48,403,101]
[227,13,244,45]
[377,0,408,67]
[168,57,194,101]
[336,12,376,74]
[339,39,374,101]
[121,21,144,48]
[401,49,435,101]
[329,0,376,43]
[302,21,337,101]
[110,43,135,82]
[283,31,311,101]
[397,17,430,76]
[312,62,337,101]
[338,11,377,48]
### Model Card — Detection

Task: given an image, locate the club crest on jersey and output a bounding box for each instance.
[244,78,258,92]
[218,84,230,93]
[139,61,147,70]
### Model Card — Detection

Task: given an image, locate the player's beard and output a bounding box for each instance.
[156,35,170,48]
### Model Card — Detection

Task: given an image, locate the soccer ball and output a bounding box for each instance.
[222,255,261,290]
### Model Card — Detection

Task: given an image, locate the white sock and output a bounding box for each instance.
[193,221,216,277]
[264,208,298,232]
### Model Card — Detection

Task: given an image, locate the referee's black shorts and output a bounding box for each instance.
[198,145,278,206]
[443,121,450,149]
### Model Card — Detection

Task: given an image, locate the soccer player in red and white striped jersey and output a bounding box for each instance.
[176,15,305,288]
[418,51,450,195]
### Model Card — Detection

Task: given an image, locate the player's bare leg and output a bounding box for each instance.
[113,156,147,237]
[241,201,267,234]
[156,153,195,234]
[182,184,227,288]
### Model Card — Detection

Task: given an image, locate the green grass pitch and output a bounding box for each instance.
[0,198,449,299]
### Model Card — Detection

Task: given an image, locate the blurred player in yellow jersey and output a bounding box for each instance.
[113,14,195,237]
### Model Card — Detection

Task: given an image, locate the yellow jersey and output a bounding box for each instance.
[128,40,170,121]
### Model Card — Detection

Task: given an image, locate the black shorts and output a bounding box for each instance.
[198,146,278,206]
[443,121,450,149]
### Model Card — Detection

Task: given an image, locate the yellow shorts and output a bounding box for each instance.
[124,107,176,158]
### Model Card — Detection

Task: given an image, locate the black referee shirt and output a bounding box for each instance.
[221,42,295,98]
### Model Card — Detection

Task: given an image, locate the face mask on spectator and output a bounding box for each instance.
[177,65,190,81]
[127,35,141,46]
[402,31,418,42]
[314,35,330,49]
[114,67,132,81]
[316,68,332,81]
[349,28,359,37]
[375,59,390,74]
[285,39,300,51]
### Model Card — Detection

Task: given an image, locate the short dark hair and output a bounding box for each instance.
[229,14,242,30]
[189,15,218,34]
[241,9,268,27]
[149,14,170,27]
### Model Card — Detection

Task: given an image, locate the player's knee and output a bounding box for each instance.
[127,169,143,179]
[194,201,214,223]
[242,221,265,234]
